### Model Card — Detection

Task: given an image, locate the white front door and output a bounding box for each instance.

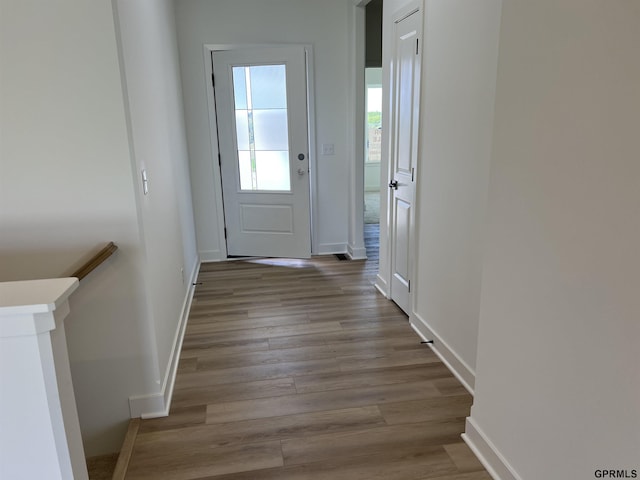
[389,8,422,313]
[213,46,311,258]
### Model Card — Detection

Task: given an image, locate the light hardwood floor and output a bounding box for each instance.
[123,225,490,480]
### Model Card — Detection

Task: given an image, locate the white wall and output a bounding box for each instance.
[175,0,352,259]
[469,1,640,478]
[0,0,154,456]
[410,0,501,390]
[381,0,639,476]
[366,67,382,87]
[379,1,501,388]
[364,163,381,191]
[1,0,198,456]
[114,0,199,406]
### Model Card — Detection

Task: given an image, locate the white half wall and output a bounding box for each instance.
[175,0,352,259]
[469,1,640,478]
[1,0,199,456]
[0,0,154,456]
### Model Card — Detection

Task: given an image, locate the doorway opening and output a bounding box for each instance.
[363,0,383,256]
[364,68,382,225]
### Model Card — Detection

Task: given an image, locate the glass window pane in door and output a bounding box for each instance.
[232,63,291,192]
[232,67,248,109]
[255,151,290,191]
[253,109,288,151]
[235,110,250,150]
[238,150,253,190]
[250,65,287,109]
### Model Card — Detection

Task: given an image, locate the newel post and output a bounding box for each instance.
[0,278,88,480]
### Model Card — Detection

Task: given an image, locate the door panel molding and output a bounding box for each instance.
[387,1,423,314]
[240,204,294,234]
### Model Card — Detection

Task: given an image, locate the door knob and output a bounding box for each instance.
[388,180,399,190]
[297,168,306,176]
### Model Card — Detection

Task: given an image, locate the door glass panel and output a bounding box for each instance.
[233,71,248,110]
[232,65,291,191]
[238,150,252,190]
[253,109,288,151]
[250,65,287,109]
[235,110,250,150]
[255,151,290,191]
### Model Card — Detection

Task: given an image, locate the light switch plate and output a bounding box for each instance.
[141,169,149,195]
[322,143,335,155]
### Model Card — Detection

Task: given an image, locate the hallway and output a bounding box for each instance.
[122,227,489,479]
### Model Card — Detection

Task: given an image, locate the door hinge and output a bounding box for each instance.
[224,227,227,239]
[218,153,221,166]
[408,280,411,293]
[411,167,415,182]
[416,38,419,55]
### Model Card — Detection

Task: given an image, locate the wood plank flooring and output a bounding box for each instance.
[124,225,490,480]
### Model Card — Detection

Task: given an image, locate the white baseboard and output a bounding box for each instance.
[463,417,522,480]
[409,312,475,395]
[199,249,224,262]
[315,243,348,255]
[128,391,164,420]
[347,243,367,260]
[129,257,200,418]
[374,274,388,297]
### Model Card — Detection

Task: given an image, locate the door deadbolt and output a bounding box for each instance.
[298,153,305,161]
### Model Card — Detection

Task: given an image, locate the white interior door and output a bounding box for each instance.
[213,46,311,258]
[389,8,422,313]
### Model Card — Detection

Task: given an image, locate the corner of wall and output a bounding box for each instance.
[374,274,388,297]
[315,243,349,255]
[462,417,522,480]
[199,249,226,263]
[128,257,199,418]
[409,312,475,395]
[347,244,368,260]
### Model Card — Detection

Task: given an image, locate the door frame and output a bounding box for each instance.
[378,0,424,305]
[347,0,369,260]
[203,44,317,258]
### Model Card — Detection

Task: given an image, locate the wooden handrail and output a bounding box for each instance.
[70,242,118,281]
